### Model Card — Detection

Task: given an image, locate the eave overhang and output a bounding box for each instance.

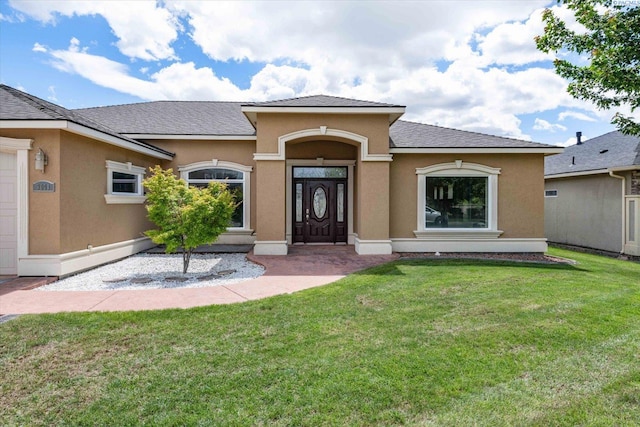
[391,147,564,155]
[546,165,640,179]
[124,134,257,141]
[1,120,174,160]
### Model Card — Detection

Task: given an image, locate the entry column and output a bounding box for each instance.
[253,159,288,255]
[355,160,392,254]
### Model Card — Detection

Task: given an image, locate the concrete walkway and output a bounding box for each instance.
[0,246,398,314]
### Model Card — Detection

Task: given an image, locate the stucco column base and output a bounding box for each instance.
[354,238,393,255]
[253,241,288,255]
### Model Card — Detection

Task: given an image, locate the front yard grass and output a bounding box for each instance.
[1,248,639,426]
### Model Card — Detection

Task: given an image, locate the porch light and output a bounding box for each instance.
[35,148,48,172]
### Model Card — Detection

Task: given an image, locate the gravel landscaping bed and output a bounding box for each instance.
[38,253,265,291]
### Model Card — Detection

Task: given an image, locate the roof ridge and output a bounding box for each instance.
[244,94,404,107]
[74,99,245,111]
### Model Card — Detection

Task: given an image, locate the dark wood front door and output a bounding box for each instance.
[293,178,347,244]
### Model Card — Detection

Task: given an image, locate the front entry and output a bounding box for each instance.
[292,167,347,244]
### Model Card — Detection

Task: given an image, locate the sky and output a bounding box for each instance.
[0,0,635,146]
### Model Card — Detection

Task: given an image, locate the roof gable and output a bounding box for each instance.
[545,131,640,176]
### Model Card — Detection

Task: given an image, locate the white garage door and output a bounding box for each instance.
[0,151,18,275]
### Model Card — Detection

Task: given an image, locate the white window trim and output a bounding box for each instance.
[178,160,253,231]
[544,189,558,198]
[415,161,502,238]
[105,160,146,204]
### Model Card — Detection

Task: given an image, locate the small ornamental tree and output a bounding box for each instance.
[143,166,236,274]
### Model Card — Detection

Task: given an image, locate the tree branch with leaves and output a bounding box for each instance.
[535,0,640,135]
[143,166,236,274]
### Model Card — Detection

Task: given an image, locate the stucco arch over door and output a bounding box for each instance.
[253,127,392,162]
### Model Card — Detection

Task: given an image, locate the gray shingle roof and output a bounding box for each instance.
[243,95,404,108]
[76,101,255,136]
[389,120,553,149]
[2,84,563,152]
[0,85,173,157]
[545,131,640,176]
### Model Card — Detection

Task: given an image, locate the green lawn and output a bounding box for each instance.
[1,248,639,426]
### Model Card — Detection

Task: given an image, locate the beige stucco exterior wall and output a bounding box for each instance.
[1,128,62,254]
[545,174,623,252]
[1,128,166,255]
[357,161,390,240]
[148,139,257,230]
[255,160,286,240]
[255,113,391,155]
[59,131,160,253]
[390,153,546,239]
[286,140,357,160]
[253,113,391,243]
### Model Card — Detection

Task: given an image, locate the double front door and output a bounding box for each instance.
[292,167,347,244]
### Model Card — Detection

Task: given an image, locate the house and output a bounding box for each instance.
[544,131,640,256]
[1,84,561,277]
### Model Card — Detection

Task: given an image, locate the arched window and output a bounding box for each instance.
[179,161,252,229]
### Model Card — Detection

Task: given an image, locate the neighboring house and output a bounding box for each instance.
[544,131,640,256]
[1,84,561,277]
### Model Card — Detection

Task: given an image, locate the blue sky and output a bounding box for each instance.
[0,0,632,146]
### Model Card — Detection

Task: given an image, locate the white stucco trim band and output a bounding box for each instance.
[253,241,288,255]
[18,237,156,277]
[254,127,393,162]
[355,238,393,255]
[391,238,548,253]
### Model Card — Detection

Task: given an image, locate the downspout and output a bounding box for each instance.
[608,170,626,254]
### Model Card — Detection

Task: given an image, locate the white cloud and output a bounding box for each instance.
[47,85,57,101]
[552,134,590,147]
[533,118,568,132]
[558,111,598,122]
[9,0,179,60]
[476,8,553,66]
[32,42,47,53]
[15,0,618,139]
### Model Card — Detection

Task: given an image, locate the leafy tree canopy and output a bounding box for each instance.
[143,166,236,273]
[535,0,640,135]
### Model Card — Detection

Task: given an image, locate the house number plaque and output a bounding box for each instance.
[33,180,56,192]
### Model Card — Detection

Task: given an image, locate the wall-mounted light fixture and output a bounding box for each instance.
[35,148,48,173]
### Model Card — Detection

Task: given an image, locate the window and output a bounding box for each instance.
[105,160,146,204]
[545,189,558,197]
[179,161,252,230]
[426,176,487,228]
[416,161,501,237]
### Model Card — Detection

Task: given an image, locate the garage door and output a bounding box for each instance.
[0,151,17,275]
